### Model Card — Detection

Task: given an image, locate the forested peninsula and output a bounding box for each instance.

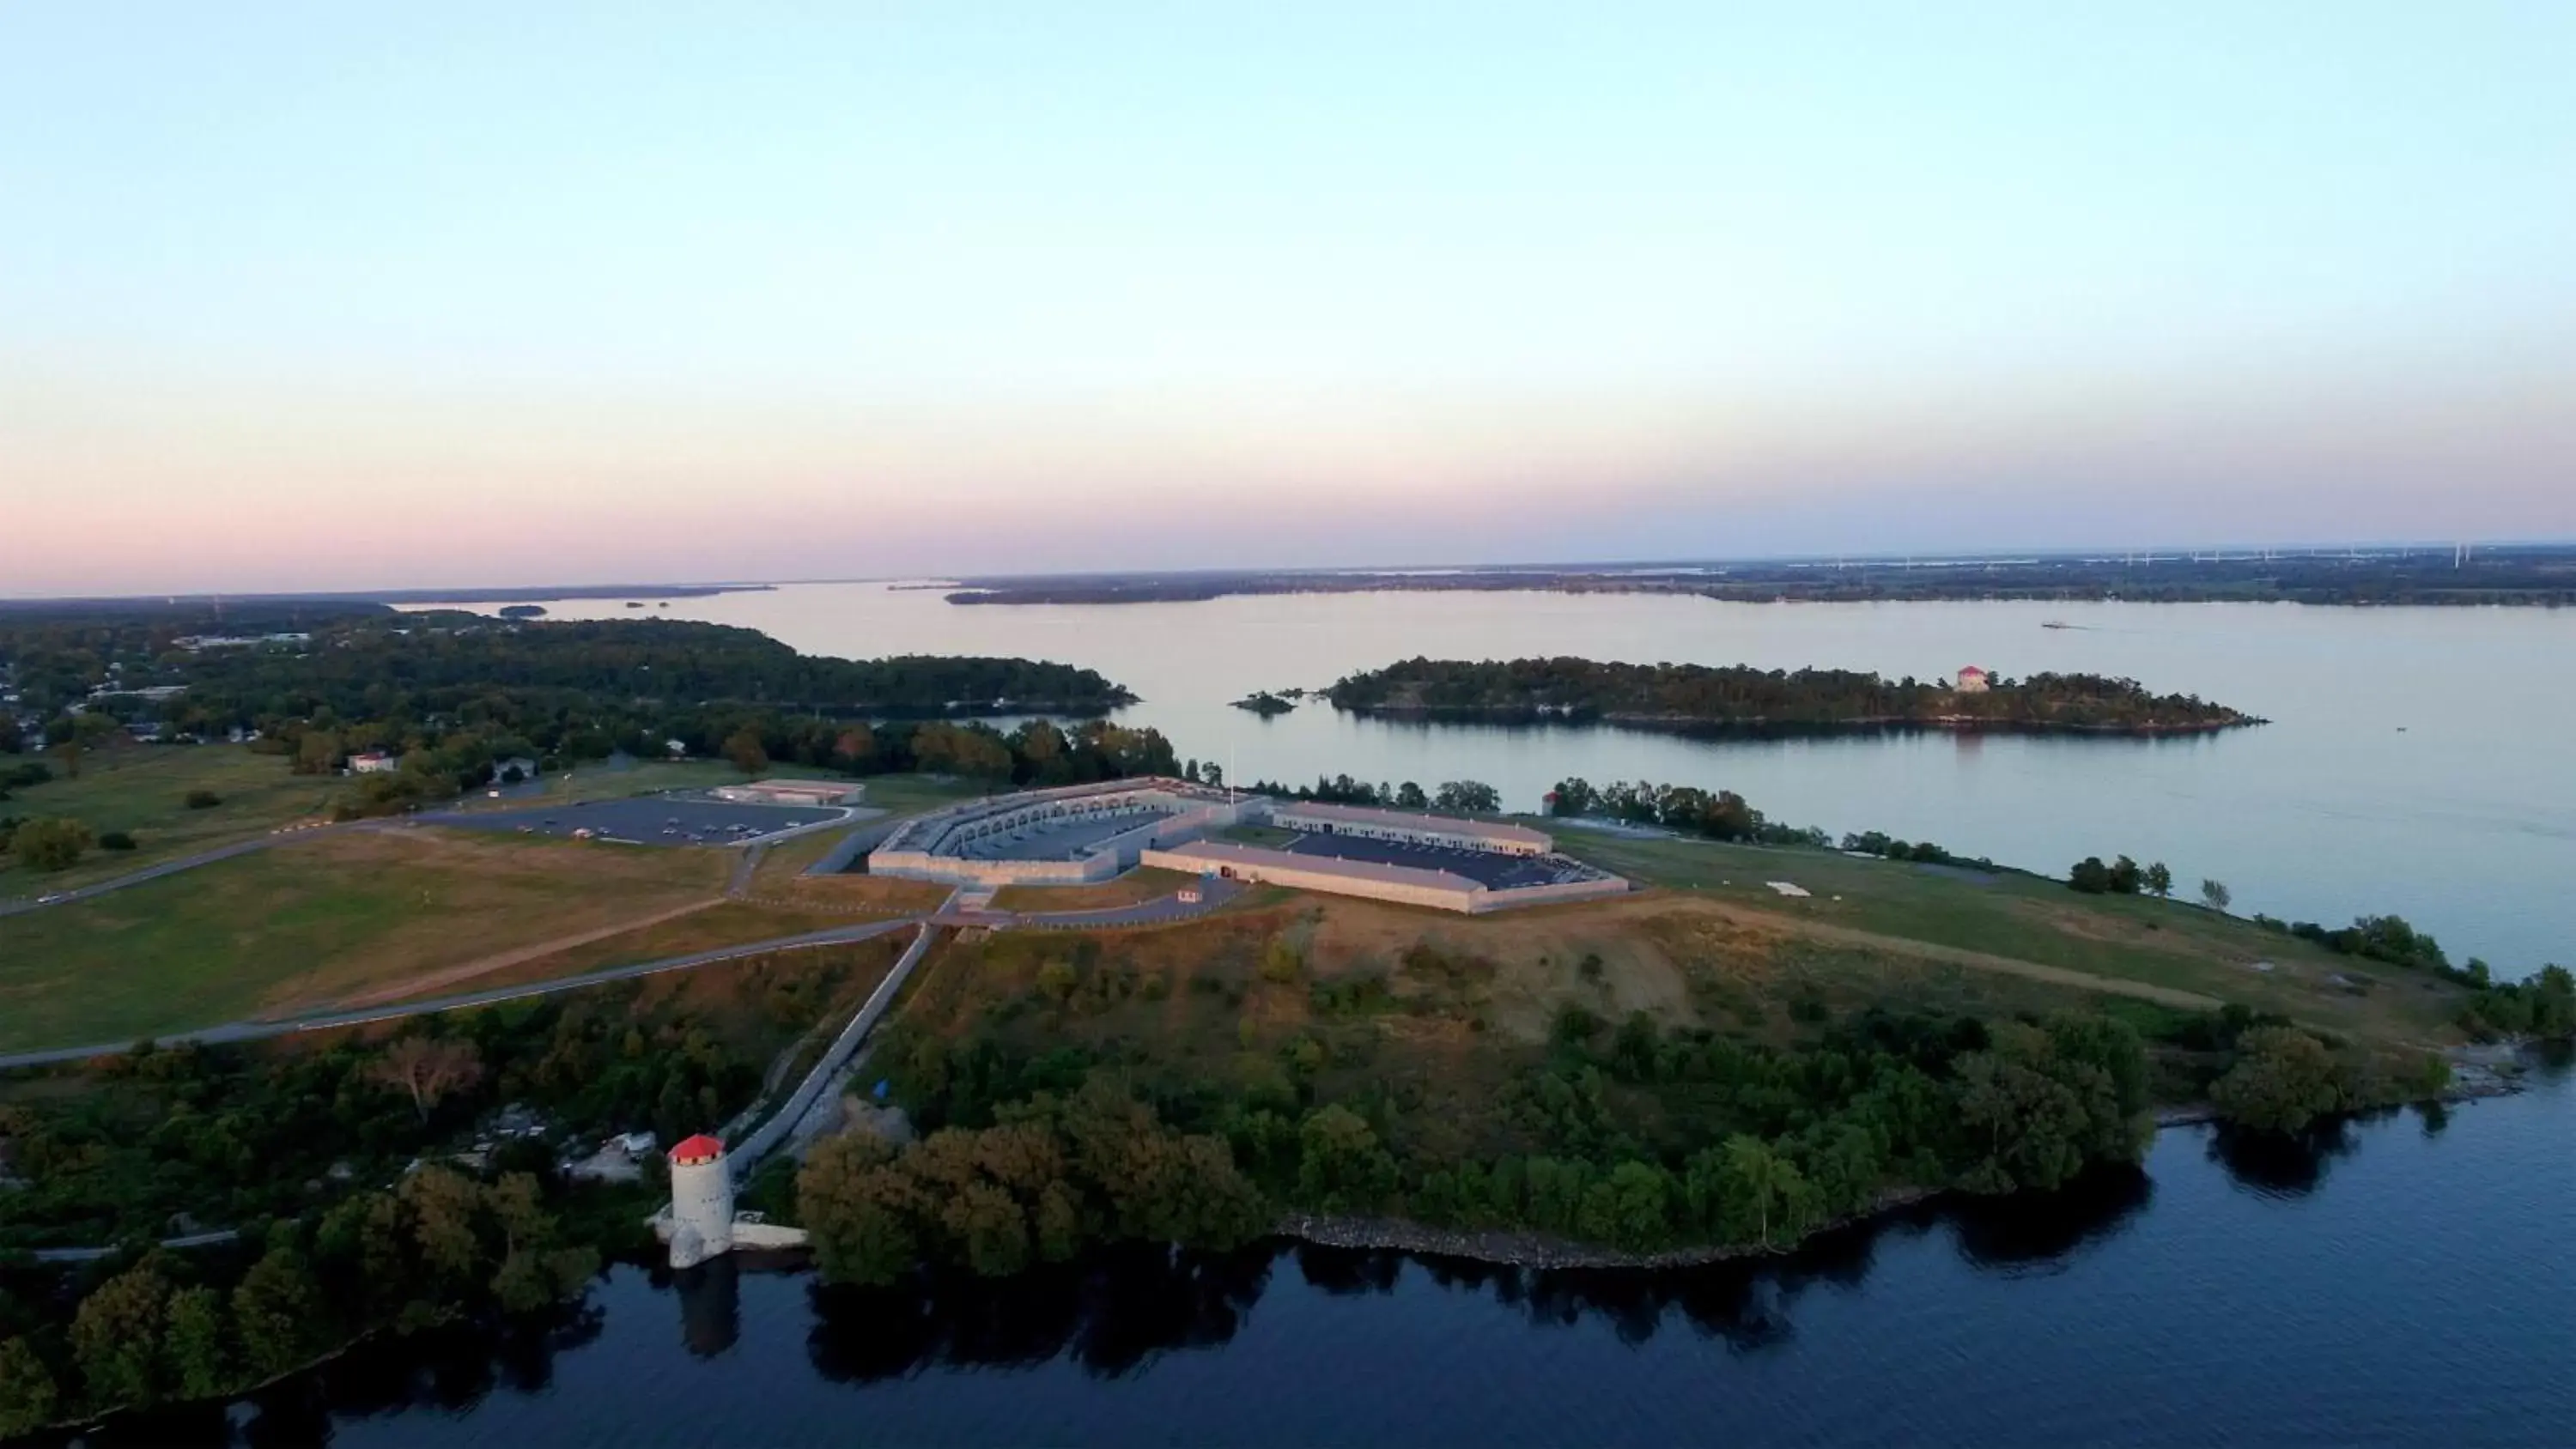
[1321,658,2258,735]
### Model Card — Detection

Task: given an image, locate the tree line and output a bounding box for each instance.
[1234,773,1503,815]
[1325,657,2256,731]
[0,1166,596,1437]
[0,947,890,1431]
[1546,777,1829,846]
[787,1003,2188,1282]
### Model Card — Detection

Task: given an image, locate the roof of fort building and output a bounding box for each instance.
[1267,800,1551,850]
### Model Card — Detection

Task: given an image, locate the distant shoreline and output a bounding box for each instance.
[941,549,2576,609]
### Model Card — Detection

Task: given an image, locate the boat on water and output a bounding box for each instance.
[2041,620,2074,629]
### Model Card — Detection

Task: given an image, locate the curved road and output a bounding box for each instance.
[0,823,358,919]
[0,917,921,1071]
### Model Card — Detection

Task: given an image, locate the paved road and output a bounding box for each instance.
[0,916,922,1071]
[0,824,352,919]
[0,794,875,919]
[939,876,1248,931]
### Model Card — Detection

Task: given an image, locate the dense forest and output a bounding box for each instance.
[1324,658,2257,733]
[0,609,1129,725]
[0,947,890,1434]
[0,608,1167,822]
[788,984,2445,1291]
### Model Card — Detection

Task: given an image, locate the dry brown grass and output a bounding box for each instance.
[2,828,739,1050]
[742,870,954,916]
[447,900,878,997]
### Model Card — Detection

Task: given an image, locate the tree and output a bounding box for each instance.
[0,1337,59,1440]
[2107,855,2143,894]
[1433,779,1500,815]
[1394,781,1428,809]
[722,725,769,776]
[2143,861,2173,898]
[233,1249,325,1379]
[71,1266,170,1411]
[1034,960,1078,1003]
[367,1036,483,1123]
[1716,1134,1813,1246]
[293,729,342,776]
[2210,1028,2345,1132]
[1295,1104,1398,1211]
[162,1285,230,1400]
[9,816,91,871]
[2200,878,2233,912]
[401,1166,489,1288]
[799,1135,926,1287]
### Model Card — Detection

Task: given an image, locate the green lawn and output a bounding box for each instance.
[848,772,987,816]
[0,828,732,1052]
[0,744,338,895]
[1549,826,2465,1041]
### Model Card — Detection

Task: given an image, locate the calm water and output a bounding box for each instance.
[418,585,2576,970]
[112,1058,2572,1447]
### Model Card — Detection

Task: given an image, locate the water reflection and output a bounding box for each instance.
[805,1244,1272,1385]
[674,1255,742,1357]
[72,1301,608,1449]
[787,1170,2159,1382]
[2204,1119,2364,1197]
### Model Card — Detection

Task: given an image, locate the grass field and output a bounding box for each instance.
[431,899,878,999]
[0,743,337,895]
[1548,828,2464,1042]
[0,828,735,1051]
[851,773,987,816]
[990,866,1199,912]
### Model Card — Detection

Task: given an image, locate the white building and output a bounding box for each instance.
[349,751,400,773]
[1955,665,1991,694]
[664,1134,734,1269]
[710,779,863,807]
[651,1132,808,1268]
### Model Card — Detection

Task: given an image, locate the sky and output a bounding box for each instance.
[3,2,2572,595]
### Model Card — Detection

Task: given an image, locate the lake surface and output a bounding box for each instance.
[118,1055,2572,1447]
[416,585,2576,970]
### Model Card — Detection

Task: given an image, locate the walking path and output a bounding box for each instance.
[0,861,1237,1070]
[939,875,1247,931]
[331,897,729,1009]
[0,917,920,1071]
[0,822,351,918]
[729,896,957,1177]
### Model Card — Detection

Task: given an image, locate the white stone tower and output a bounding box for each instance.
[666,1133,734,1270]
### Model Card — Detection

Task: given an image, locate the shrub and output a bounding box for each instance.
[1259,937,1302,983]
[2210,1028,2344,1132]
[100,830,138,852]
[9,816,92,870]
[184,789,222,809]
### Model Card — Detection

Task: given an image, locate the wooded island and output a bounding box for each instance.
[1321,658,2259,735]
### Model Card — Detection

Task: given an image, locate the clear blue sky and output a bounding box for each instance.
[3,3,2569,592]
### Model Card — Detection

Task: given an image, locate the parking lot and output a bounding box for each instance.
[422,794,849,847]
[1279,832,1607,890]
